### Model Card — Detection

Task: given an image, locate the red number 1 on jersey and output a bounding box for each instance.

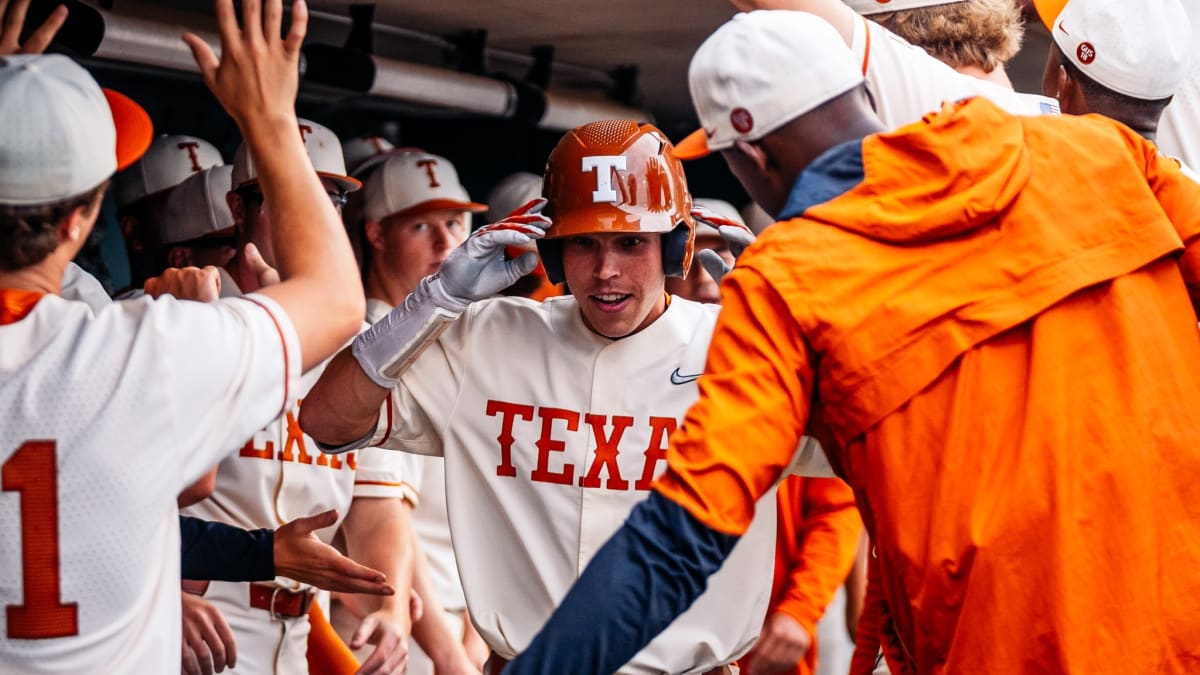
[3,441,78,639]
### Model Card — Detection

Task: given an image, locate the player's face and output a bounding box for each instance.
[561,231,667,338]
[374,208,470,296]
[231,178,348,291]
[721,146,787,217]
[665,236,730,305]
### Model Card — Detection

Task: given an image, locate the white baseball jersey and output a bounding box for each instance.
[0,290,299,674]
[350,295,777,673]
[182,310,418,674]
[852,16,1060,128]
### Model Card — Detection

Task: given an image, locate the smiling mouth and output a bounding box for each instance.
[590,293,632,312]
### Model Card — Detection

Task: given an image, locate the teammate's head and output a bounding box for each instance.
[664,198,740,305]
[1035,0,1189,135]
[158,165,237,272]
[227,118,360,289]
[676,11,881,217]
[0,55,151,275]
[360,150,485,301]
[848,0,1022,76]
[114,134,223,285]
[541,120,694,338]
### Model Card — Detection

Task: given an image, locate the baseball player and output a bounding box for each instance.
[113,132,224,294]
[159,165,239,279]
[732,0,1060,126]
[842,0,1024,88]
[0,0,379,672]
[510,11,1200,674]
[300,119,789,675]
[181,117,416,675]
[486,172,561,301]
[352,148,490,675]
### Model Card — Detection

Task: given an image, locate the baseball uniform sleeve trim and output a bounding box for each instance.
[241,293,302,420]
[352,479,420,505]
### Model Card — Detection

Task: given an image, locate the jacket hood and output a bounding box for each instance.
[782,98,1033,244]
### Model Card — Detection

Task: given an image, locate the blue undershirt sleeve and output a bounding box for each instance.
[179,516,275,582]
[503,490,739,674]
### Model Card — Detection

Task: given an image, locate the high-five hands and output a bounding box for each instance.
[692,204,756,285]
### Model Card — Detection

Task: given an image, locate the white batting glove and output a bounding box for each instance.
[433,197,551,310]
[352,199,552,389]
[692,204,756,285]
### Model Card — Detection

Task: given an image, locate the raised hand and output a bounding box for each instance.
[434,198,552,309]
[181,0,306,132]
[0,0,66,56]
[692,204,756,285]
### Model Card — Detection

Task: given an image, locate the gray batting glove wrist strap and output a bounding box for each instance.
[352,277,463,390]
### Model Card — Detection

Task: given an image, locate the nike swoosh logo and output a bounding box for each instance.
[703,127,716,139]
[1058,21,1070,36]
[670,368,702,385]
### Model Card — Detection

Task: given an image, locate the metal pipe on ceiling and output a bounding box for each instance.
[84,7,651,130]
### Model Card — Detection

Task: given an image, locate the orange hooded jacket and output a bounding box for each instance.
[656,97,1200,674]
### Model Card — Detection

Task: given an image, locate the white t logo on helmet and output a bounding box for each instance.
[581,156,628,203]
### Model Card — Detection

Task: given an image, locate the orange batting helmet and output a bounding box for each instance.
[538,120,695,284]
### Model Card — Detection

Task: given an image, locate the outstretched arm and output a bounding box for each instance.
[301,200,550,447]
[183,0,363,371]
[506,265,815,674]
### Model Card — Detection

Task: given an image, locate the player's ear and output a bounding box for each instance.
[365,220,387,252]
[733,140,770,174]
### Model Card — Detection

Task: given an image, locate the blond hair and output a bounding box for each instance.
[873,0,1024,73]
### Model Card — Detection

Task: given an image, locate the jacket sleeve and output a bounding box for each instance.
[180,516,274,582]
[1142,142,1200,312]
[504,264,815,674]
[772,477,862,638]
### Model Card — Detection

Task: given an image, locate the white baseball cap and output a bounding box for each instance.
[0,54,152,205]
[674,11,864,160]
[844,0,966,15]
[115,134,223,207]
[1034,0,1192,101]
[161,165,235,245]
[363,150,486,224]
[232,118,361,193]
[692,198,746,238]
[343,135,396,177]
[486,172,543,223]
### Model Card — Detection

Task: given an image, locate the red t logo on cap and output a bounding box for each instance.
[1077,42,1096,65]
[417,159,442,188]
[730,108,754,135]
[177,142,203,172]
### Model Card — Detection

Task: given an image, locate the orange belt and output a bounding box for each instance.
[249,583,314,619]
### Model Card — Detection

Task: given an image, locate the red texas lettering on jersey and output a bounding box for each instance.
[239,400,357,470]
[487,399,672,490]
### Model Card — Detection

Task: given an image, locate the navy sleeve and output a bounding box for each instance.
[503,490,739,675]
[179,516,275,582]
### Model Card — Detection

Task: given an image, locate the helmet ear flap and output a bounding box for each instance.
[537,238,566,284]
[662,221,695,278]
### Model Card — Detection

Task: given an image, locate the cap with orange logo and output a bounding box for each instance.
[1034,0,1192,100]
